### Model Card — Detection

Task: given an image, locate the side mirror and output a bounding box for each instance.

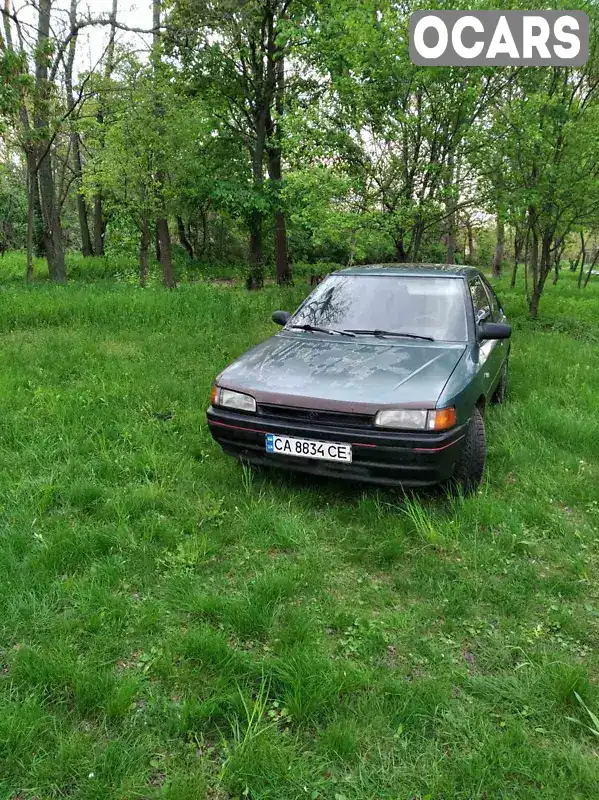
[477,322,512,342]
[272,310,291,326]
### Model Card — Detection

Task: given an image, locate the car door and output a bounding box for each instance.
[468,275,502,398]
[481,275,510,381]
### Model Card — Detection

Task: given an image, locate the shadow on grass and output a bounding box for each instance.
[242,460,447,503]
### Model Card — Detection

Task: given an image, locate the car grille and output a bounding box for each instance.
[257,403,373,429]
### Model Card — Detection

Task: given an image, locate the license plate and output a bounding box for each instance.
[265,433,352,463]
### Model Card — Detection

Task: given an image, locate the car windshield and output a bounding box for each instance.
[289,275,468,342]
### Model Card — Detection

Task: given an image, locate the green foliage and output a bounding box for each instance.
[6,0,599,300]
[0,163,27,248]
[81,57,172,229]
[0,50,30,129]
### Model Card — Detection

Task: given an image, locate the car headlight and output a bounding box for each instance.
[211,385,256,413]
[374,407,456,431]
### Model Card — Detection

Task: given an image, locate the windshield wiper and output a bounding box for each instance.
[289,324,355,337]
[344,329,435,342]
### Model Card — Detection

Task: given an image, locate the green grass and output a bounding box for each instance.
[0,250,329,286]
[0,267,598,799]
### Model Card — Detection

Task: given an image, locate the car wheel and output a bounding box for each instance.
[491,359,508,404]
[451,408,486,495]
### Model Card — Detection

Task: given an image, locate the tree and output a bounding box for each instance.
[302,0,506,266]
[2,0,599,317]
[1,0,156,280]
[92,0,118,257]
[65,0,93,257]
[487,63,599,315]
[34,0,67,281]
[83,55,167,284]
[491,209,505,278]
[151,0,175,288]
[169,0,300,287]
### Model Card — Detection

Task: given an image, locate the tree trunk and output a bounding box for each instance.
[26,152,35,282]
[529,284,541,318]
[93,196,106,256]
[529,211,539,294]
[92,0,118,256]
[247,137,265,288]
[219,215,225,261]
[157,216,175,288]
[492,211,504,277]
[266,47,291,285]
[177,215,194,259]
[267,150,290,284]
[139,216,150,287]
[3,3,44,265]
[445,153,457,265]
[577,232,586,288]
[198,211,208,258]
[529,252,547,316]
[411,217,424,262]
[37,163,66,281]
[65,0,93,258]
[76,183,93,256]
[510,228,523,288]
[32,174,45,258]
[152,0,175,289]
[529,233,552,317]
[155,225,161,262]
[395,235,408,262]
[93,195,104,255]
[551,237,565,284]
[466,221,475,265]
[35,0,66,282]
[510,261,518,288]
[246,4,278,290]
[583,248,599,288]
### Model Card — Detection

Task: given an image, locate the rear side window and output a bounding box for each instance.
[482,278,502,320]
[469,277,491,323]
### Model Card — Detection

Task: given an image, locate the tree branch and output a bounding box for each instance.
[50,17,161,82]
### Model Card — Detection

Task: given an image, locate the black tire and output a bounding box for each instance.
[451,408,487,495]
[491,359,508,404]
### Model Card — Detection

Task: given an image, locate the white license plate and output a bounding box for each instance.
[265,433,352,463]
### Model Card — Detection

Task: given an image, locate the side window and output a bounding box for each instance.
[482,278,501,320]
[469,277,491,323]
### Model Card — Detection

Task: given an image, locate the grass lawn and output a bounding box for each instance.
[0,269,598,799]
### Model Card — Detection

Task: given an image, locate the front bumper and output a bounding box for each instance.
[206,406,468,487]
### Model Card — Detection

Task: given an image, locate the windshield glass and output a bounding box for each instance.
[290,275,468,342]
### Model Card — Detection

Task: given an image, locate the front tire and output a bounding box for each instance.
[451,408,486,494]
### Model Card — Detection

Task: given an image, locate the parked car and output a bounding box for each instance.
[207,265,511,493]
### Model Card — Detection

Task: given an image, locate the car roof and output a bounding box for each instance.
[334,264,480,279]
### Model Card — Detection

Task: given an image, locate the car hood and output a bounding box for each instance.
[218,332,466,413]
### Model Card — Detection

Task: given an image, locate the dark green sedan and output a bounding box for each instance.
[207,265,511,493]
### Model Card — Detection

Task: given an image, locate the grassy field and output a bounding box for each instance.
[0,251,327,286]
[0,267,598,799]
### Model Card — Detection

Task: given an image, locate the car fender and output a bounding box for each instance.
[437,343,487,425]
